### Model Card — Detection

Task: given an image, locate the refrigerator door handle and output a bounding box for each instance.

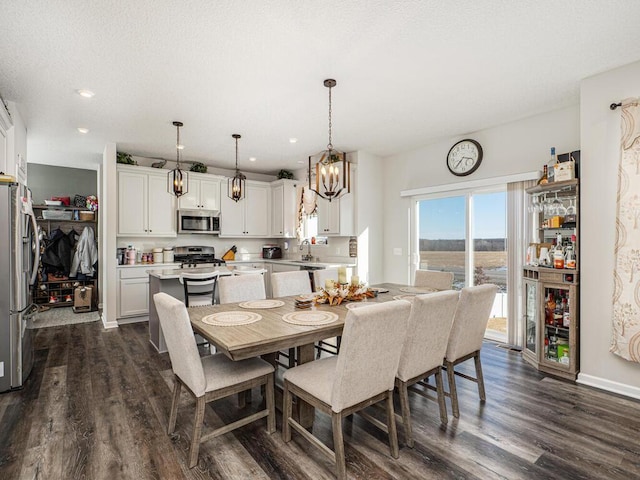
[26,203,40,286]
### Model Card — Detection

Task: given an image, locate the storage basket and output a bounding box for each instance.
[42,210,73,220]
[79,211,95,221]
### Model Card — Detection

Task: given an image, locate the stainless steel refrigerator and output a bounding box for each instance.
[0,182,39,392]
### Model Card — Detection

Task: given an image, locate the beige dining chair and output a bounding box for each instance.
[271,270,313,367]
[282,300,411,480]
[218,273,266,304]
[395,290,459,447]
[153,292,275,468]
[414,269,455,291]
[312,268,341,359]
[271,270,312,297]
[444,283,498,418]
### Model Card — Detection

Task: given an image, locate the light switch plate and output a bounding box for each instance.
[393,248,402,256]
[0,361,4,378]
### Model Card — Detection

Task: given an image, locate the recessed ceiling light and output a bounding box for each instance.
[249,157,256,162]
[297,160,304,164]
[289,138,298,143]
[76,89,95,98]
[77,127,89,134]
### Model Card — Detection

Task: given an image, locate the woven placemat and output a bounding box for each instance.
[201,311,262,326]
[238,299,285,309]
[398,286,438,294]
[393,294,416,302]
[345,302,372,310]
[281,311,339,326]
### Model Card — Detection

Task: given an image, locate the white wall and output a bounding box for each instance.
[354,151,384,284]
[383,106,580,284]
[579,60,640,397]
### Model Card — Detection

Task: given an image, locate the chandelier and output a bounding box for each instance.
[167,121,188,197]
[228,134,246,202]
[308,79,351,202]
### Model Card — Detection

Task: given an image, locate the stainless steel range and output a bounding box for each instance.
[173,246,225,268]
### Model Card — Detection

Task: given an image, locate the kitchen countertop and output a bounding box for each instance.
[147,266,234,280]
[226,259,357,268]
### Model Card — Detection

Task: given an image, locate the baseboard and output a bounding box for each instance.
[577,373,640,400]
[101,312,119,329]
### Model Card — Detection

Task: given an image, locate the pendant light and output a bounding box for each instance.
[228,134,246,202]
[167,121,189,197]
[308,79,351,202]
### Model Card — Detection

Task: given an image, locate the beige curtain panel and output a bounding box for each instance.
[611,99,640,362]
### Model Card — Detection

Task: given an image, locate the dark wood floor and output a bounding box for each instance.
[1,321,639,479]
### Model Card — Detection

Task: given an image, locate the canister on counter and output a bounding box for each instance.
[163,247,174,263]
[152,248,163,263]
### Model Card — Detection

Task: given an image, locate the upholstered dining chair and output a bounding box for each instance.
[282,300,411,480]
[218,273,266,304]
[413,269,455,291]
[443,283,498,418]
[312,268,341,359]
[395,290,459,447]
[271,270,313,368]
[271,270,313,297]
[153,292,275,468]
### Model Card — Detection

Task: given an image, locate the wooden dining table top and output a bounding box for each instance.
[189,283,411,361]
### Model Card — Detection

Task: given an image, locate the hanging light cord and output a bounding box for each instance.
[235,135,239,171]
[327,84,333,151]
[176,124,181,168]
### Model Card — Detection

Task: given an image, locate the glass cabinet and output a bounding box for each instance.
[522,179,579,380]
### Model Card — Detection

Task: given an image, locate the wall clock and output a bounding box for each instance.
[446,139,483,176]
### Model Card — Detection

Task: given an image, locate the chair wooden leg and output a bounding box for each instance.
[435,368,448,424]
[397,380,414,448]
[282,381,292,442]
[288,347,296,368]
[168,376,181,435]
[385,391,400,459]
[332,412,347,480]
[189,396,206,468]
[445,360,460,418]
[474,352,486,401]
[266,373,276,434]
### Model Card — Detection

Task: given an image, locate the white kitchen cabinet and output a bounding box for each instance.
[117,267,150,318]
[117,165,176,237]
[220,181,270,237]
[178,173,222,211]
[271,179,298,238]
[315,166,355,237]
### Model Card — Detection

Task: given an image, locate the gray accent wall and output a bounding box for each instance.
[27,164,97,204]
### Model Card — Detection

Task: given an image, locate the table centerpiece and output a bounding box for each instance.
[314,280,376,306]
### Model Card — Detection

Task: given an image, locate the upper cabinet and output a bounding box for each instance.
[271,179,298,238]
[117,165,176,237]
[315,165,356,237]
[177,173,222,211]
[220,180,270,237]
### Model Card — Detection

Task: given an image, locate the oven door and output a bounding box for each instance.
[178,210,220,234]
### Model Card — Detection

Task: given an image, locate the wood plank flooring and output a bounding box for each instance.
[1,321,639,479]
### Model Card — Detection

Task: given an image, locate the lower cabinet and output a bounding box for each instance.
[117,267,150,319]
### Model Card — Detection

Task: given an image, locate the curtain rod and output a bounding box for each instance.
[610,97,639,110]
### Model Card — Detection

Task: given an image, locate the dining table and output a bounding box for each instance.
[188,283,435,427]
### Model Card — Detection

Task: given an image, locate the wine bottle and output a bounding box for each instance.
[547,147,557,182]
[538,165,549,185]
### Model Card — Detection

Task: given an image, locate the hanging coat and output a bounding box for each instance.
[70,226,98,277]
[41,228,72,276]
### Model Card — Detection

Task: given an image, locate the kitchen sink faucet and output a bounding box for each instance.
[300,239,313,261]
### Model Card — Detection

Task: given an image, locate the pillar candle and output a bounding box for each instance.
[325,279,334,290]
[351,275,359,286]
[338,267,347,284]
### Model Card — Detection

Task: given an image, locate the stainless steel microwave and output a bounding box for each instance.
[177,210,220,234]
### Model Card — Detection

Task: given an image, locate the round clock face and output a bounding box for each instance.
[447,139,483,176]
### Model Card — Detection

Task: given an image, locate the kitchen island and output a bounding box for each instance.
[147,266,233,353]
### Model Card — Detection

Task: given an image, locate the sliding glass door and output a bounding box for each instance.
[416,187,507,341]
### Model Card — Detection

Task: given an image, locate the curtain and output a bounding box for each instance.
[295,185,317,240]
[506,179,536,347]
[611,99,640,362]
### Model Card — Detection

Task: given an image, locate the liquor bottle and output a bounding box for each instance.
[545,292,556,325]
[547,147,557,183]
[538,165,549,185]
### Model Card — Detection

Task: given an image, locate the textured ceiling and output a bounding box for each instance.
[1,1,640,174]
